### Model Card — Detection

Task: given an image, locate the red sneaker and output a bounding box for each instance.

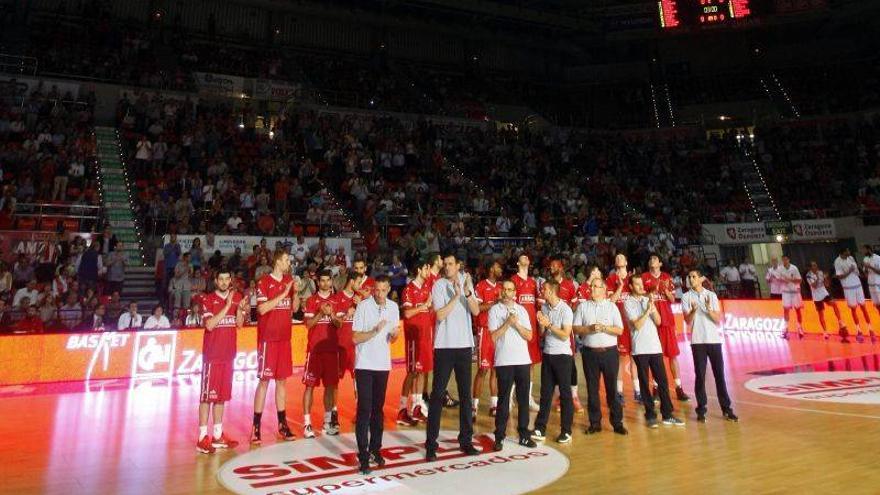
[396,408,418,426]
[412,405,428,423]
[197,435,216,454]
[212,432,239,449]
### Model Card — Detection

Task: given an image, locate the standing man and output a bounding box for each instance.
[862,245,880,343]
[531,279,574,444]
[352,276,400,475]
[302,270,341,438]
[473,260,502,419]
[421,252,458,409]
[197,269,249,453]
[399,259,433,425]
[252,250,299,444]
[573,278,627,435]
[835,247,874,343]
[778,255,805,339]
[719,259,741,298]
[766,256,784,300]
[489,280,537,450]
[642,255,689,401]
[624,277,685,428]
[607,254,636,404]
[425,252,481,461]
[510,254,541,411]
[540,257,583,413]
[806,261,848,342]
[682,270,738,423]
[352,259,376,301]
[739,257,758,298]
[333,272,360,410]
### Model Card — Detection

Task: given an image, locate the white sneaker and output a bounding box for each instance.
[323,422,340,436]
[303,424,316,438]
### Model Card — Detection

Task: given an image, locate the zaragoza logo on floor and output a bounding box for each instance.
[217,429,569,495]
[745,372,880,404]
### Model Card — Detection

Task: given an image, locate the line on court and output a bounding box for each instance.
[713,395,880,420]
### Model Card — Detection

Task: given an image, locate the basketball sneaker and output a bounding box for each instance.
[323,421,340,436]
[278,422,296,441]
[197,435,216,454]
[250,425,261,444]
[412,404,428,423]
[396,408,418,427]
[303,424,315,439]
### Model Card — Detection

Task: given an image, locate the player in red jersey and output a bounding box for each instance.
[252,250,300,444]
[197,269,249,454]
[607,253,638,404]
[419,253,458,408]
[642,255,690,402]
[472,260,503,419]
[511,253,541,411]
[399,259,434,426]
[302,270,341,438]
[577,266,605,305]
[539,257,584,413]
[352,259,376,301]
[334,273,360,386]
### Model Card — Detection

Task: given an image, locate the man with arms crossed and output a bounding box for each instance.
[488,280,537,451]
[252,250,300,443]
[352,276,399,475]
[573,278,628,435]
[682,270,738,423]
[425,252,481,461]
[197,269,249,453]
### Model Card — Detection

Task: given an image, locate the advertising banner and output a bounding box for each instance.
[0,231,57,263]
[0,324,404,386]
[705,219,838,244]
[192,72,244,97]
[162,235,353,263]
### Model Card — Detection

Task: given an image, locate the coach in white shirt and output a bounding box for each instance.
[532,279,574,444]
[426,253,480,461]
[573,278,627,435]
[682,270,737,423]
[624,277,684,428]
[738,258,758,298]
[835,247,873,342]
[117,302,143,330]
[352,276,400,475]
[488,280,536,451]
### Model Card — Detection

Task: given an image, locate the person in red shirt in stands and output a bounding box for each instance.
[302,270,341,439]
[251,250,300,444]
[196,269,249,454]
[641,255,689,402]
[14,304,44,333]
[472,260,502,419]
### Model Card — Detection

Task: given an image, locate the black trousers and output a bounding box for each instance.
[355,369,389,464]
[426,347,473,452]
[534,353,573,435]
[692,344,732,416]
[582,347,623,427]
[494,364,531,441]
[633,354,674,420]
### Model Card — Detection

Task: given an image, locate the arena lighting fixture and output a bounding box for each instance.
[719,115,730,121]
[775,234,784,243]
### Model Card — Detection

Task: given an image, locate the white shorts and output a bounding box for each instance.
[843,286,866,307]
[869,285,880,306]
[782,291,803,309]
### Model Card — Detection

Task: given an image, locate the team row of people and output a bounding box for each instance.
[193,249,738,475]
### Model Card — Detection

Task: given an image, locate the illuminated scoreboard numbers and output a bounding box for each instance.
[659,0,753,28]
[699,0,730,24]
[730,0,751,17]
[658,0,680,28]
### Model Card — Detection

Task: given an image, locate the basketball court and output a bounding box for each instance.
[2,332,878,495]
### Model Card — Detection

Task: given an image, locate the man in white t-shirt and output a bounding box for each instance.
[861,245,880,342]
[488,281,537,451]
[352,276,400,475]
[681,270,737,424]
[805,261,848,342]
[573,278,627,435]
[624,277,684,428]
[834,248,874,343]
[719,260,741,298]
[117,302,143,330]
[738,258,758,298]
[777,256,804,339]
[765,257,784,299]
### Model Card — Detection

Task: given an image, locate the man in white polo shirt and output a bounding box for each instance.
[682,269,738,424]
[738,257,758,298]
[531,279,574,444]
[861,245,880,343]
[488,280,537,451]
[624,277,684,428]
[352,276,400,475]
[573,278,627,435]
[719,259,741,298]
[835,247,874,343]
[425,252,481,461]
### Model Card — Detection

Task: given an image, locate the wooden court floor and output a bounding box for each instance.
[1,333,879,495]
